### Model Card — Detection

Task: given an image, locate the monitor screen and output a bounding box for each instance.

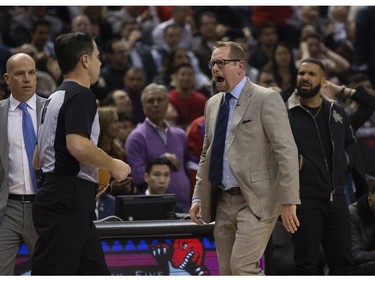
[115,194,176,221]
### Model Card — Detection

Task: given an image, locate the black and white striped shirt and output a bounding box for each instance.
[38,81,99,183]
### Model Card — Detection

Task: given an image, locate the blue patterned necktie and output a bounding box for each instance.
[19,102,38,192]
[209,93,232,186]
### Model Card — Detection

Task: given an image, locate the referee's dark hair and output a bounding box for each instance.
[54,31,94,75]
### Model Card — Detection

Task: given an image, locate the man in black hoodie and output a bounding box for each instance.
[286,58,356,275]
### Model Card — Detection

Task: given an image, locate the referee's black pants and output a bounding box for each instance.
[31,174,110,275]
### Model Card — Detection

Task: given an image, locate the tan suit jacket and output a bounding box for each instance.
[193,79,300,223]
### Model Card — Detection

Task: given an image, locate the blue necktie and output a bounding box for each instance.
[209,93,232,186]
[19,103,38,192]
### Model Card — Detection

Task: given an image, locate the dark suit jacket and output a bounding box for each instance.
[193,41,213,78]
[97,193,116,219]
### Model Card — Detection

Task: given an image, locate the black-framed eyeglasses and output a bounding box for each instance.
[208,59,241,70]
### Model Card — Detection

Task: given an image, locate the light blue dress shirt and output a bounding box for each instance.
[221,76,248,190]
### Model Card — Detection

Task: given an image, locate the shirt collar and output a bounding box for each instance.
[227,76,247,101]
[9,94,37,112]
[145,117,170,131]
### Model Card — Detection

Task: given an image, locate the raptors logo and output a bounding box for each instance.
[151,238,209,275]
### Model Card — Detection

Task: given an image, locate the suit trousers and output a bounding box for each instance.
[31,174,110,275]
[213,190,277,275]
[0,199,38,274]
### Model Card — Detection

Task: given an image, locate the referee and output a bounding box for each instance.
[31,32,131,275]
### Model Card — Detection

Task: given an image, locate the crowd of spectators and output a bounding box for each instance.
[0,6,374,274]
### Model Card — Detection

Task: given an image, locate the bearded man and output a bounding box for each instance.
[286,58,356,275]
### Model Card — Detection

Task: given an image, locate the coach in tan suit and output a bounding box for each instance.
[189,41,300,275]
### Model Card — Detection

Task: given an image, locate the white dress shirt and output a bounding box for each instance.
[8,94,37,195]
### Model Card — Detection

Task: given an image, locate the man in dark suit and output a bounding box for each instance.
[192,11,220,78]
[349,184,375,274]
[189,41,300,275]
[96,192,116,220]
[119,17,157,85]
[0,53,45,274]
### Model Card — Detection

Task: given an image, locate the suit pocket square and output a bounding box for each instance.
[241,119,252,124]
